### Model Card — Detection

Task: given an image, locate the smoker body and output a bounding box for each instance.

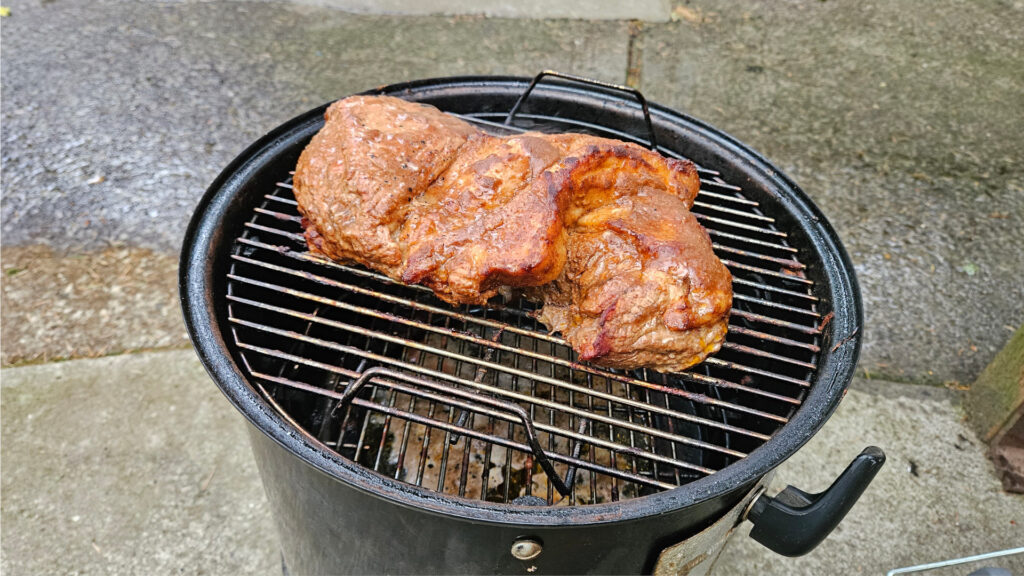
[250,426,758,575]
[182,74,882,575]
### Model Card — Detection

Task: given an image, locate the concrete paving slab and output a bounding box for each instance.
[2,350,1021,574]
[0,350,278,575]
[640,0,1024,386]
[4,0,1021,388]
[0,0,629,254]
[1,246,186,366]
[270,0,671,21]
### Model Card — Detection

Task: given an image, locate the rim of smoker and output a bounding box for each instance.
[180,75,863,528]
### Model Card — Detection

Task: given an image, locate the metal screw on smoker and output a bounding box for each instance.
[511,539,543,561]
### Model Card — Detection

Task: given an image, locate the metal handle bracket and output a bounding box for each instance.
[505,70,659,151]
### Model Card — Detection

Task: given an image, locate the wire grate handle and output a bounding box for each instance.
[505,70,659,151]
[334,366,573,497]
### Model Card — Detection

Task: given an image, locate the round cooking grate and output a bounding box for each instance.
[225,106,825,507]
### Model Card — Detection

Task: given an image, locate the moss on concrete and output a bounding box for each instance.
[966,325,1024,441]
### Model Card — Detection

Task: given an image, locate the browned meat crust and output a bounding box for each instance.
[294,96,477,275]
[293,95,731,372]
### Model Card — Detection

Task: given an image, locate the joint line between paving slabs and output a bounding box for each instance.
[626,20,645,88]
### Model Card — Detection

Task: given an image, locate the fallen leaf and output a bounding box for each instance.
[0,6,10,17]
[959,262,978,276]
[671,5,701,23]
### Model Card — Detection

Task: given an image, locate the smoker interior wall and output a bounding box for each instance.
[247,426,754,575]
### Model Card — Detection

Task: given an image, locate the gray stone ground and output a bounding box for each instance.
[275,0,672,21]
[1,352,279,575]
[2,0,1022,384]
[717,378,1024,575]
[2,0,1024,574]
[0,0,629,251]
[638,0,1024,386]
[2,352,1021,574]
[1,246,185,365]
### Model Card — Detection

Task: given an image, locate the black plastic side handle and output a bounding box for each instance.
[747,446,886,557]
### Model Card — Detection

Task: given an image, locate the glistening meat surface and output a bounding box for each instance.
[293,95,732,371]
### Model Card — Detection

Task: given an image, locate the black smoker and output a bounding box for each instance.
[181,72,885,575]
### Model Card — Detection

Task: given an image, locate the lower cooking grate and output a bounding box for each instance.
[226,113,826,506]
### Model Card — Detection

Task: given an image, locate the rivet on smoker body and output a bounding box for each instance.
[511,538,543,561]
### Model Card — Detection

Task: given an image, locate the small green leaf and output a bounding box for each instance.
[960,262,978,277]
[5,267,23,276]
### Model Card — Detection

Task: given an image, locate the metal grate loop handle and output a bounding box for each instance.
[335,366,572,497]
[504,70,659,151]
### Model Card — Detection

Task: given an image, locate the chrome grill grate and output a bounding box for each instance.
[226,113,825,506]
